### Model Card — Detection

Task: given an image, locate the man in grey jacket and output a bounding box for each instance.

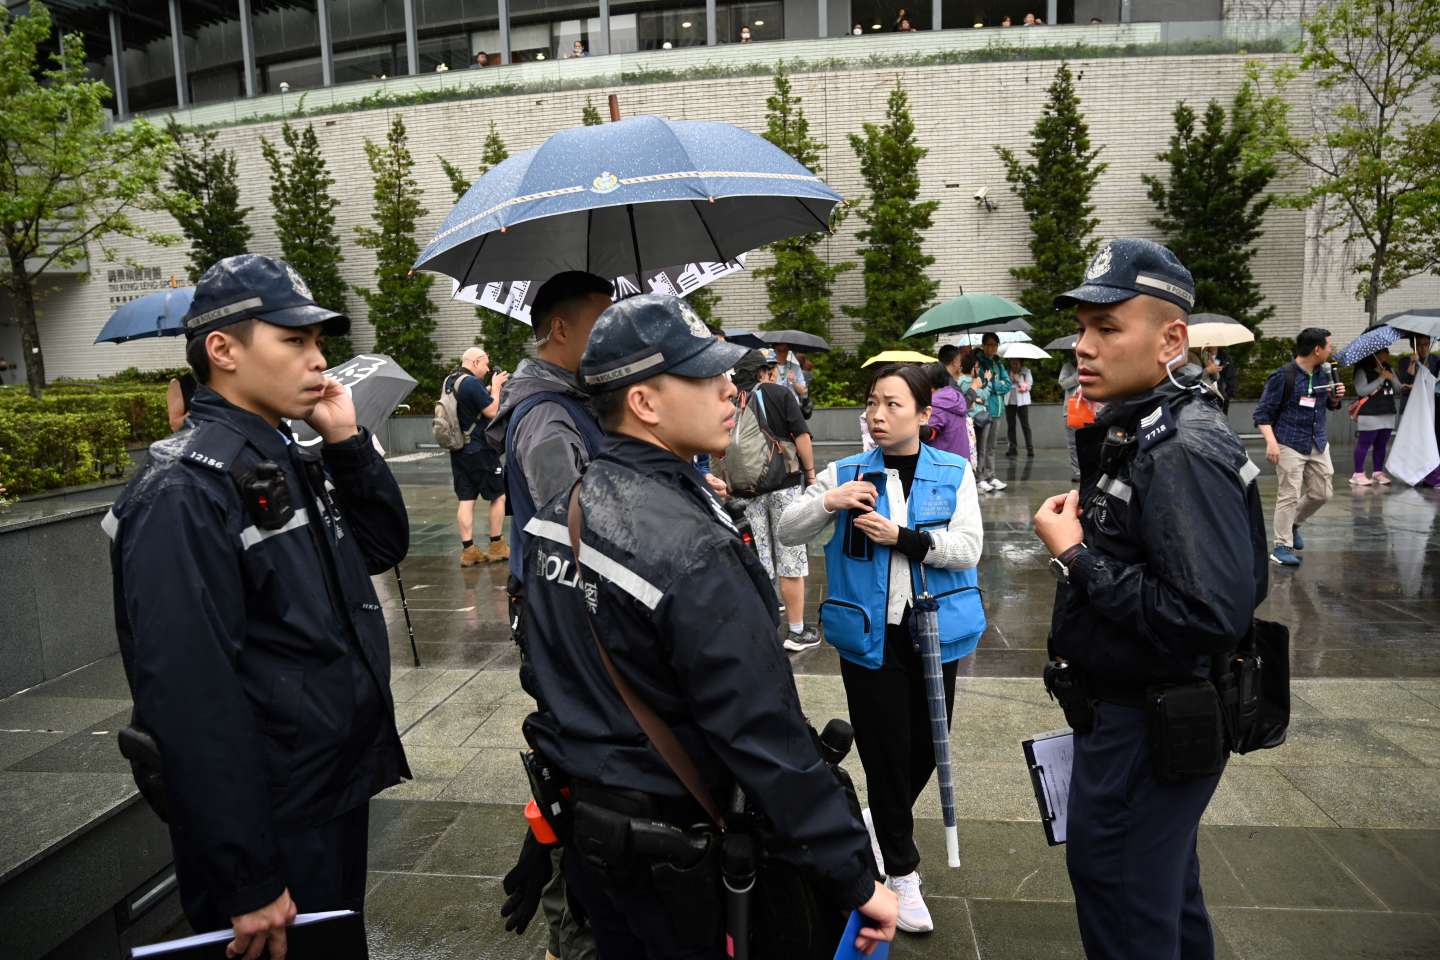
[486,272,613,582]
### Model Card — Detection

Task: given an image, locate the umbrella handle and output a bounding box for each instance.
[913,554,931,597]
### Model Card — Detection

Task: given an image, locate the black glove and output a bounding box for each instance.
[500,829,554,934]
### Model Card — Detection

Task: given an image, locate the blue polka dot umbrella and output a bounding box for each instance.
[414,116,841,285]
[1336,325,1401,366]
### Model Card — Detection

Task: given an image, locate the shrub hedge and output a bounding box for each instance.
[0,382,171,497]
[0,409,131,496]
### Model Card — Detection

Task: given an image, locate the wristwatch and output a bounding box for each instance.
[1049,543,1087,583]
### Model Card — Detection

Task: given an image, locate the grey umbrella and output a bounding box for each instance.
[289,354,418,447]
[1046,334,1079,350]
[911,563,960,869]
[760,329,830,353]
[1382,308,1440,340]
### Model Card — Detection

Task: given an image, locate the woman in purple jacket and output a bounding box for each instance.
[922,362,971,459]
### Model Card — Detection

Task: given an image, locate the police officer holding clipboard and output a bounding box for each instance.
[1032,240,1268,960]
[107,255,411,959]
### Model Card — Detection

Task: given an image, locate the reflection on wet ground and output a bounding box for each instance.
[4,446,1436,958]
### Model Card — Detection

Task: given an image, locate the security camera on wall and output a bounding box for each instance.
[973,186,996,212]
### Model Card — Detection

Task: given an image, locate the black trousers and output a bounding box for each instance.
[1067,703,1223,960]
[1005,405,1033,453]
[174,801,370,951]
[563,846,726,960]
[839,622,958,878]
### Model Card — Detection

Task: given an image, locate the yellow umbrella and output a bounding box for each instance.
[862,349,938,368]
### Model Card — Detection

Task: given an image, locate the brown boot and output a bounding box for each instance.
[486,538,510,563]
[460,544,485,567]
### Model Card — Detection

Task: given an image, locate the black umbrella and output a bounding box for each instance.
[289,354,418,448]
[722,329,769,349]
[760,329,830,353]
[1046,334,1079,350]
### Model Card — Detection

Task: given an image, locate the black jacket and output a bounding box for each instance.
[520,435,875,911]
[1049,371,1269,691]
[107,387,411,918]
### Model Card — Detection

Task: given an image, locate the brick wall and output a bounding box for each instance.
[37,49,1440,380]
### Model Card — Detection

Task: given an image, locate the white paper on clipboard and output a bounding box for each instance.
[1022,729,1074,845]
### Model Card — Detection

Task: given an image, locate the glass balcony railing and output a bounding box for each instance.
[139,19,1301,129]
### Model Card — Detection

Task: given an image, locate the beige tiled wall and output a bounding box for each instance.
[42,51,1439,379]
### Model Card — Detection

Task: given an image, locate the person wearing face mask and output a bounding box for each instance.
[1032,239,1268,960]
[515,294,898,960]
[778,363,985,936]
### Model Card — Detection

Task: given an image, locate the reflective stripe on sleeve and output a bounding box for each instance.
[239,508,311,551]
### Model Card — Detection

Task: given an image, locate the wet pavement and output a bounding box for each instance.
[4,444,1438,957]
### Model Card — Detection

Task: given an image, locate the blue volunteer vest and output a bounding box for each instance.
[819,444,986,669]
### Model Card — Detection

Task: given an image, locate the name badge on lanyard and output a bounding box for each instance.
[1299,396,1317,408]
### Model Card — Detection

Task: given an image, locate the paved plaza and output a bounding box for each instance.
[4,443,1439,958]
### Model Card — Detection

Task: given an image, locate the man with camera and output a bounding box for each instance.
[106,255,411,959]
[505,294,897,959]
[1032,239,1268,960]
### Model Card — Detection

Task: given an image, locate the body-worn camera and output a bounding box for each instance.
[238,461,294,530]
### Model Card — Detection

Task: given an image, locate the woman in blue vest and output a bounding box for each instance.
[778,363,984,935]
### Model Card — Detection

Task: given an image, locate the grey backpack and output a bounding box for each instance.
[432,372,474,451]
[716,387,799,498]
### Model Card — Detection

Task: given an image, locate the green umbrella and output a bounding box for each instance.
[903,294,1031,339]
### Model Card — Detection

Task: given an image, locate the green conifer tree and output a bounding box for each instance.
[165,120,252,282]
[582,97,604,125]
[756,63,855,399]
[438,121,530,373]
[996,63,1107,348]
[261,121,353,363]
[354,116,440,398]
[1143,89,1276,335]
[844,82,939,366]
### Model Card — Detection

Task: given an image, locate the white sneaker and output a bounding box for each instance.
[989,478,1007,491]
[886,871,934,934]
[861,807,884,876]
[977,479,993,493]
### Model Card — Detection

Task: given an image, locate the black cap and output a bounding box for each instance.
[183,254,349,340]
[1054,238,1195,313]
[580,293,750,393]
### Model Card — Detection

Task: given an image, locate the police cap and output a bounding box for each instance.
[1054,238,1195,314]
[183,254,350,340]
[580,294,749,393]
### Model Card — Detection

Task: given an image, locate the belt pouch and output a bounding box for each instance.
[1145,680,1227,784]
[651,834,723,949]
[572,801,634,874]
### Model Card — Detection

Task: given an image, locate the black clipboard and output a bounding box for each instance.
[1022,729,1073,846]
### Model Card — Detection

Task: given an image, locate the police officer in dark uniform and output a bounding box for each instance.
[1032,239,1268,960]
[512,294,898,959]
[106,255,411,959]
